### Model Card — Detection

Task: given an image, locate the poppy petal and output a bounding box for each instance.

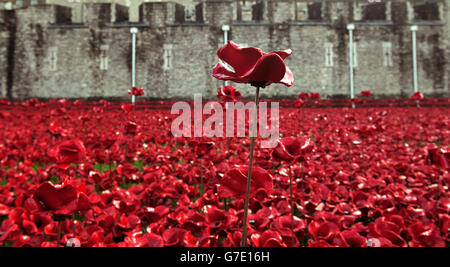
[241,53,286,84]
[33,182,78,211]
[217,41,264,76]
[279,66,294,87]
[211,62,246,83]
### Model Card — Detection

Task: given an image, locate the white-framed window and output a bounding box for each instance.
[49,47,58,71]
[163,44,173,71]
[382,42,393,67]
[100,45,109,70]
[325,42,333,67]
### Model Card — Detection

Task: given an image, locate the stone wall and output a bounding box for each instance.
[0,0,449,101]
[0,11,8,98]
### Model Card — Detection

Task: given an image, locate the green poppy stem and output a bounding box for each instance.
[241,86,260,247]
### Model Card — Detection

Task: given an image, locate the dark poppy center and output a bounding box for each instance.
[250,81,268,88]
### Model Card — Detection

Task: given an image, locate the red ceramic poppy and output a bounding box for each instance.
[204,205,229,229]
[212,41,293,87]
[272,137,312,163]
[258,230,286,247]
[308,221,340,242]
[33,182,78,215]
[217,85,242,102]
[219,166,273,198]
[427,146,449,170]
[162,228,187,247]
[189,140,215,157]
[125,121,138,135]
[54,139,86,164]
[298,92,309,100]
[407,221,445,247]
[121,104,133,113]
[410,91,424,100]
[334,230,367,247]
[360,90,373,97]
[351,97,363,105]
[309,92,320,99]
[128,87,144,96]
[125,232,164,247]
[294,99,304,108]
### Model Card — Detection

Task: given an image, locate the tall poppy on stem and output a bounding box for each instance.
[190,140,215,194]
[212,41,294,246]
[127,86,144,120]
[217,86,241,151]
[410,91,423,107]
[353,124,376,168]
[44,140,87,246]
[272,137,312,246]
[33,181,90,247]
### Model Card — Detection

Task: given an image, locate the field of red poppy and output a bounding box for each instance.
[0,98,449,247]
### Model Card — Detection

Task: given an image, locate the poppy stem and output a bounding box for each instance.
[361,137,365,163]
[241,86,260,247]
[72,214,76,237]
[199,159,204,194]
[435,173,440,223]
[57,221,61,247]
[289,165,295,247]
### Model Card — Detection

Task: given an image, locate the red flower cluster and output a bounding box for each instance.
[0,99,448,247]
[360,90,373,97]
[128,87,144,96]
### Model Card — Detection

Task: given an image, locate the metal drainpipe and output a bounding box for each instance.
[130,27,138,105]
[347,24,355,108]
[411,25,419,94]
[222,25,230,86]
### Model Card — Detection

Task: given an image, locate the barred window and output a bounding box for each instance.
[163,44,173,71]
[325,43,333,67]
[49,47,58,71]
[382,42,393,67]
[100,45,109,71]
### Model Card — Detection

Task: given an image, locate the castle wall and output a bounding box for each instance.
[0,0,448,101]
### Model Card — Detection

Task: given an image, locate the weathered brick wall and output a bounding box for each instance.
[0,0,448,101]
